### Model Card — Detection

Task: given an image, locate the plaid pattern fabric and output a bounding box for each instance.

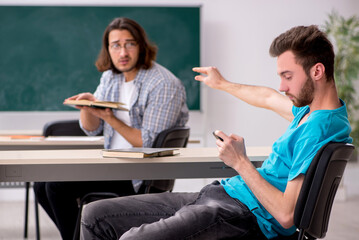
[81,62,189,148]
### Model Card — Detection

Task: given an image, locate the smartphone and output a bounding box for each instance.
[212,131,224,142]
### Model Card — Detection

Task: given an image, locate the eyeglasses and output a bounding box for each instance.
[109,41,138,52]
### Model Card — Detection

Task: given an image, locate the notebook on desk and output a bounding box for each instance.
[102,147,179,158]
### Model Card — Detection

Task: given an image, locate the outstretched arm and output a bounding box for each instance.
[193,66,294,122]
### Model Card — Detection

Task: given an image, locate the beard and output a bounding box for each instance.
[115,58,137,73]
[289,77,315,107]
[118,64,137,73]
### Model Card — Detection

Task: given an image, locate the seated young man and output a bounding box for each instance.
[34,17,188,240]
[80,25,352,240]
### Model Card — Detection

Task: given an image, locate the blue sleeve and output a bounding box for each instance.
[288,137,322,181]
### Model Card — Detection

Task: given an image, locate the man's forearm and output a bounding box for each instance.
[236,159,303,229]
[80,109,101,131]
[105,116,142,147]
[221,82,280,109]
[220,82,293,121]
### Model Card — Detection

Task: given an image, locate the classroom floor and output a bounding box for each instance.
[1,162,359,240]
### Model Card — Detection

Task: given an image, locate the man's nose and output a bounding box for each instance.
[119,47,129,56]
[278,80,288,93]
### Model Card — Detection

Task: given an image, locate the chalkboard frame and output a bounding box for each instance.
[0,6,200,111]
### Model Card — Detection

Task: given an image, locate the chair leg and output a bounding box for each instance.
[142,180,152,194]
[73,206,83,240]
[24,182,30,239]
[34,195,40,240]
[298,229,305,240]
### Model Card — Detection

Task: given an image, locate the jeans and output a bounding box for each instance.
[33,180,136,240]
[81,181,267,240]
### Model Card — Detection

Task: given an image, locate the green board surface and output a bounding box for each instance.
[0,6,200,111]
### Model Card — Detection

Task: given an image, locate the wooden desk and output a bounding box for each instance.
[0,135,105,239]
[0,147,271,182]
[0,136,104,151]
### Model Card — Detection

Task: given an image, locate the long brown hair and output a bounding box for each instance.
[95,17,157,73]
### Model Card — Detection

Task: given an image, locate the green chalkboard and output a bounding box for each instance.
[0,6,200,111]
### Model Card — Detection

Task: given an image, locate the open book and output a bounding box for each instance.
[64,99,128,111]
[102,148,179,158]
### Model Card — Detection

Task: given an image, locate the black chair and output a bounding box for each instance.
[142,126,190,193]
[72,126,190,240]
[42,119,88,137]
[283,142,354,240]
[25,120,98,240]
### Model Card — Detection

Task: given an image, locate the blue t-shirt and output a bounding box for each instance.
[221,100,352,239]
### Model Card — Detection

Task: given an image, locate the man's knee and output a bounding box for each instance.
[81,200,104,224]
[81,199,126,240]
[82,198,119,224]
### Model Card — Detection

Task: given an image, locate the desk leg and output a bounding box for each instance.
[24,182,30,239]
[35,195,40,240]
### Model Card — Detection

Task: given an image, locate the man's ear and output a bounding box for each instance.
[310,63,325,81]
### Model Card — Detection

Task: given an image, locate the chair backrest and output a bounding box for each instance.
[294,142,354,239]
[151,126,190,148]
[43,120,87,137]
[141,126,190,193]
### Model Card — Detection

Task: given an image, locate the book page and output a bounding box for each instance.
[45,136,104,141]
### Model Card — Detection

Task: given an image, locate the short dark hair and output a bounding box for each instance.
[95,17,157,73]
[269,25,335,81]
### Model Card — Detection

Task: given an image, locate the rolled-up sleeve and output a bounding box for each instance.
[79,71,110,137]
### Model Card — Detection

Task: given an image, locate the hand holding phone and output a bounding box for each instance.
[212,131,224,142]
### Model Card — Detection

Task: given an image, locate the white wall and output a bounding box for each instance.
[2,0,359,147]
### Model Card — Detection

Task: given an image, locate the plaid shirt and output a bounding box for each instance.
[81,62,189,149]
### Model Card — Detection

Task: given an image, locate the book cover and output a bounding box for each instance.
[64,99,128,111]
[102,147,179,158]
